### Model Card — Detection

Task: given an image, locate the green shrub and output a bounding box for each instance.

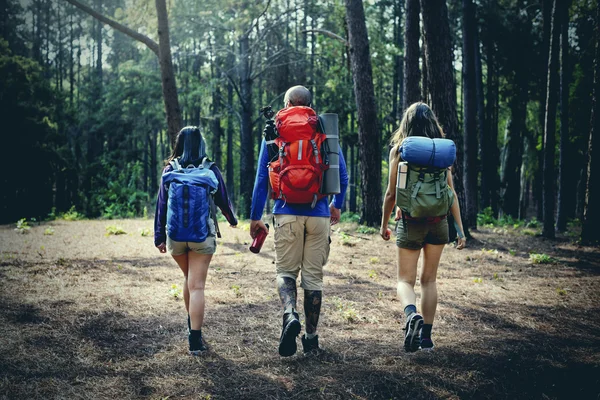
[477,207,496,226]
[340,211,361,223]
[529,253,555,264]
[62,206,83,221]
[138,228,151,237]
[169,284,182,299]
[14,218,30,234]
[106,225,127,235]
[356,225,378,234]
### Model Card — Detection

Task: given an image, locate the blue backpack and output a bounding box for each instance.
[161,157,220,243]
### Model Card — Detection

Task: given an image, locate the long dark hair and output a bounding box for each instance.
[166,126,207,166]
[391,102,444,146]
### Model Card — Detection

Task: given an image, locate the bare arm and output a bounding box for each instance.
[447,168,466,249]
[380,147,399,240]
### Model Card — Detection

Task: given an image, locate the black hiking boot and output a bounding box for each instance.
[278,309,301,357]
[189,329,208,355]
[301,334,320,354]
[403,313,424,353]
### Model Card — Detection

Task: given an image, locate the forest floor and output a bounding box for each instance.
[0,217,599,399]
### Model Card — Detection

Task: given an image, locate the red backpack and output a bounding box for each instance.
[268,106,329,207]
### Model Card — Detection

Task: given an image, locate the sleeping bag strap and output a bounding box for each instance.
[411,170,425,199]
[434,171,442,199]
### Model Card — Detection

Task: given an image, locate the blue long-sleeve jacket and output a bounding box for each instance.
[250,139,349,220]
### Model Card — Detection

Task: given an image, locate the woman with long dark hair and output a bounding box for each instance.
[154,126,237,355]
[380,103,466,352]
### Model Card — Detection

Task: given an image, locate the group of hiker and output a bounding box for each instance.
[154,85,466,357]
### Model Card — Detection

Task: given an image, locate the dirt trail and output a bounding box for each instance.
[1,219,599,399]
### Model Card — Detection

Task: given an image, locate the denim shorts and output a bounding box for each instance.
[166,218,217,256]
[396,218,449,250]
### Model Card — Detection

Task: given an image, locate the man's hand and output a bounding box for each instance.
[456,237,466,250]
[263,120,276,139]
[380,226,391,241]
[250,220,269,239]
[329,204,341,225]
[156,243,167,253]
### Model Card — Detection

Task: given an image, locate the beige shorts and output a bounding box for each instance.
[167,218,217,256]
[274,215,331,291]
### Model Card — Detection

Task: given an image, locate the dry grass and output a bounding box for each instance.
[1,219,599,399]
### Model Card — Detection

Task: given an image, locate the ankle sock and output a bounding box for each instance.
[421,324,433,338]
[404,304,417,318]
[305,332,317,340]
[189,329,202,339]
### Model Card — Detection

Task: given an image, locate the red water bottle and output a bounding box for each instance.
[249,223,269,254]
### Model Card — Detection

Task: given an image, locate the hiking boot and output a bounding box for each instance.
[420,336,435,351]
[301,334,320,354]
[403,313,424,353]
[278,309,301,357]
[189,329,208,355]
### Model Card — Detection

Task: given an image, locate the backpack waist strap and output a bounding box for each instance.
[404,214,447,223]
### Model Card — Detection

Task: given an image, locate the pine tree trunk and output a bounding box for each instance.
[238,33,255,218]
[542,0,560,238]
[155,0,182,147]
[474,10,486,213]
[345,0,382,227]
[536,0,553,221]
[403,0,421,112]
[462,0,478,229]
[421,0,468,239]
[581,4,600,245]
[556,0,572,232]
[226,81,235,204]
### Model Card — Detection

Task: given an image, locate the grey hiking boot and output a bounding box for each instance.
[278,308,301,357]
[301,334,320,354]
[403,313,424,352]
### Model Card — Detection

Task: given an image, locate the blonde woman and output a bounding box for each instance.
[380,102,466,352]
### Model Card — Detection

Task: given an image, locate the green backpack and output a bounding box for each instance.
[396,165,454,219]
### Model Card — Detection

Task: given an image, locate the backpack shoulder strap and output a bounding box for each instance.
[170,158,182,171]
[202,157,221,238]
[201,157,214,170]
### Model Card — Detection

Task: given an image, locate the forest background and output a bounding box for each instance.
[1,0,599,244]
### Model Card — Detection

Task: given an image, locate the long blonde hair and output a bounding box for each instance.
[390,102,445,156]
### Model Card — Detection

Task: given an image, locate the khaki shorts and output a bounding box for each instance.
[274,215,331,291]
[396,218,448,250]
[167,218,217,256]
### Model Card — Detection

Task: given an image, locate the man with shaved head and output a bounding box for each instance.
[250,85,348,357]
[283,85,312,107]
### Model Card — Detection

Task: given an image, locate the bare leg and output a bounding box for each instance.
[304,290,322,335]
[277,276,297,312]
[396,247,421,308]
[187,253,212,330]
[172,253,190,312]
[420,244,445,324]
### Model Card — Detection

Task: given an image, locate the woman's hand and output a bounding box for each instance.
[380,226,391,241]
[394,207,402,221]
[456,237,466,250]
[156,243,167,253]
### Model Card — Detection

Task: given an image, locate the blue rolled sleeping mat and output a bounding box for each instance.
[399,136,456,168]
